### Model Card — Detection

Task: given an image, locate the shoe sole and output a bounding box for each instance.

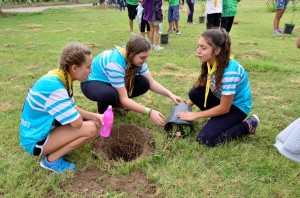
[40,161,59,173]
[252,114,260,125]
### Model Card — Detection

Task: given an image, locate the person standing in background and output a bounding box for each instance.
[127,0,139,35]
[186,0,195,24]
[221,0,240,33]
[167,0,183,34]
[143,0,165,50]
[273,0,289,35]
[206,0,223,29]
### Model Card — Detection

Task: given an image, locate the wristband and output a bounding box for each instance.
[144,108,150,116]
[149,109,153,117]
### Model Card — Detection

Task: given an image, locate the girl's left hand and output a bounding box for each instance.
[169,94,183,104]
[177,111,198,121]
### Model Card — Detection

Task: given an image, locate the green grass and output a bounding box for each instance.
[1,0,300,197]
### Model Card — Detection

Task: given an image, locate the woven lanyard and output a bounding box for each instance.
[214,0,218,7]
[204,61,217,107]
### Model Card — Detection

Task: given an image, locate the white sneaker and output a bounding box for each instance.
[154,45,164,51]
[130,32,135,36]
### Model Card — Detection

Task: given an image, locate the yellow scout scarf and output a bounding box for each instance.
[214,0,218,7]
[47,69,72,90]
[116,46,127,58]
[204,61,217,107]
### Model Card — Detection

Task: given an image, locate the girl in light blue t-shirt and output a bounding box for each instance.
[20,44,103,173]
[178,28,259,147]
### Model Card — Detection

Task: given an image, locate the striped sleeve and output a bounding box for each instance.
[138,63,149,75]
[221,71,240,95]
[45,89,80,125]
[105,62,126,88]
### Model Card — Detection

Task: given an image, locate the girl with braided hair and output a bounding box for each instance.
[178,28,259,147]
[20,44,103,173]
[81,35,182,126]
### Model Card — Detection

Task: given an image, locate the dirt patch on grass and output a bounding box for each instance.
[50,166,158,197]
[47,124,158,197]
[92,124,155,162]
[21,24,44,29]
[238,41,258,46]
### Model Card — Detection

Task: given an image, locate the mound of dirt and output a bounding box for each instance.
[48,166,157,197]
[92,124,156,162]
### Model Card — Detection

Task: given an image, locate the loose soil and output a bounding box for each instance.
[48,124,157,197]
[55,166,158,197]
[92,124,156,162]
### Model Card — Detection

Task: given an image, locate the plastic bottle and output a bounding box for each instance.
[100,105,114,138]
[159,22,163,34]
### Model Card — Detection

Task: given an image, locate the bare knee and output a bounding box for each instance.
[82,121,98,139]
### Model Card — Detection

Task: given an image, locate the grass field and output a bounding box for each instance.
[0,0,300,197]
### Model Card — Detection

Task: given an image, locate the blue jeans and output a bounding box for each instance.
[276,0,289,9]
[186,0,194,23]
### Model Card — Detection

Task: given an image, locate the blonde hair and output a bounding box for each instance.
[124,35,151,96]
[59,44,92,97]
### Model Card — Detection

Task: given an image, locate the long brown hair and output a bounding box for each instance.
[124,35,151,96]
[59,44,91,97]
[194,28,231,93]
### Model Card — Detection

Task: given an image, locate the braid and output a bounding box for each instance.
[63,69,73,97]
[59,44,91,98]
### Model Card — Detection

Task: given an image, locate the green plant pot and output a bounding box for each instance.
[283,23,295,34]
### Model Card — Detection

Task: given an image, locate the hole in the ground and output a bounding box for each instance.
[92,124,155,162]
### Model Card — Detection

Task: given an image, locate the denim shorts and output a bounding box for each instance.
[276,0,289,9]
[168,5,180,22]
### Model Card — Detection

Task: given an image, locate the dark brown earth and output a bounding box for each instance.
[92,124,156,162]
[48,124,157,197]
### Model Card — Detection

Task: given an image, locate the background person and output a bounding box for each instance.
[178,28,259,147]
[143,0,165,50]
[127,0,139,35]
[206,0,223,29]
[273,0,289,35]
[20,44,103,173]
[81,35,182,126]
[221,0,240,33]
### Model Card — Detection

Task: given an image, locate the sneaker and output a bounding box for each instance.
[278,29,283,33]
[273,30,281,35]
[130,32,135,36]
[176,30,181,35]
[40,157,76,173]
[245,114,260,134]
[154,45,164,51]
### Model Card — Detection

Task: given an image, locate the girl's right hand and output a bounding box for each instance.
[149,109,165,126]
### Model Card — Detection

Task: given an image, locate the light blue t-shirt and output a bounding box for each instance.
[86,48,149,87]
[20,74,80,154]
[211,59,252,115]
